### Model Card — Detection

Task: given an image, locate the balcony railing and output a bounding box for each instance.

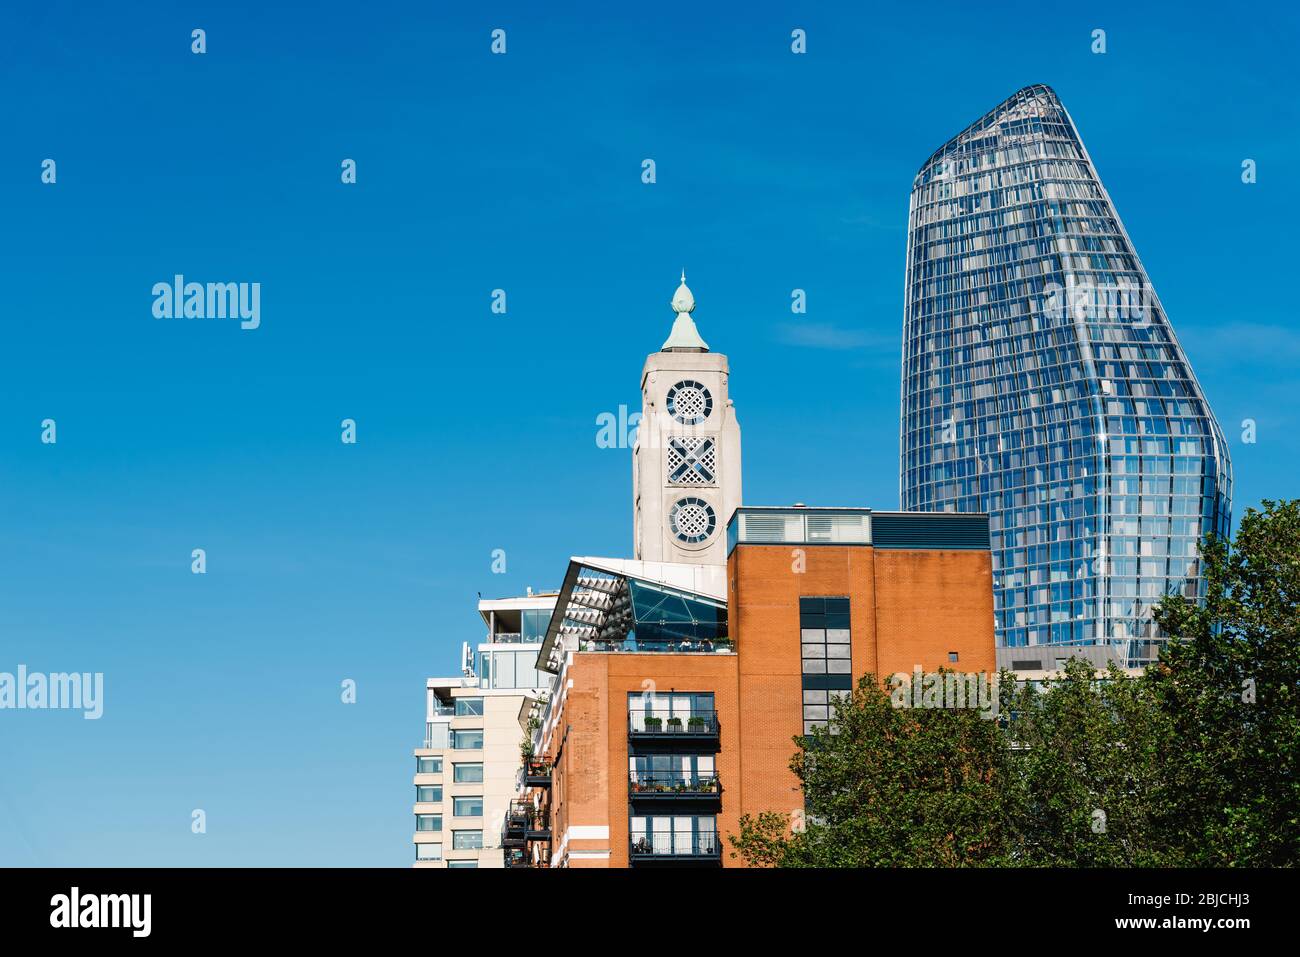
[628,710,720,738]
[523,759,552,787]
[503,798,550,843]
[505,799,533,827]
[629,832,721,860]
[505,844,552,869]
[579,637,732,654]
[502,800,531,846]
[628,772,721,798]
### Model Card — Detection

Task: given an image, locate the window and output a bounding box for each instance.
[667,437,716,485]
[452,830,483,850]
[488,650,547,690]
[451,729,483,750]
[670,497,717,544]
[521,609,552,643]
[415,815,442,832]
[629,815,717,856]
[415,843,442,861]
[492,651,517,690]
[453,796,483,817]
[629,754,716,790]
[453,763,483,783]
[416,757,441,774]
[446,860,478,869]
[948,651,960,663]
[415,785,442,803]
[666,380,713,425]
[423,723,449,749]
[454,698,483,717]
[628,692,716,731]
[800,597,852,734]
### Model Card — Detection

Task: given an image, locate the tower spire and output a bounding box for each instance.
[662,270,709,352]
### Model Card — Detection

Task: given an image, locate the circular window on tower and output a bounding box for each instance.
[666,380,713,425]
[670,497,717,545]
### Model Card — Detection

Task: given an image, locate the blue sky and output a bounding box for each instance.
[1,0,1297,866]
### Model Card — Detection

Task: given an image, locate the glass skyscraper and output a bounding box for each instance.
[900,84,1232,666]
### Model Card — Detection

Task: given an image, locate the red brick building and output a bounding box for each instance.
[510,506,994,867]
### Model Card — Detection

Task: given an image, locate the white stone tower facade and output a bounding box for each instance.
[633,273,742,565]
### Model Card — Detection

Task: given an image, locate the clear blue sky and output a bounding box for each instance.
[1,0,1296,866]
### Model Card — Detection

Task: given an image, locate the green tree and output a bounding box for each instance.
[730,673,1019,867]
[1007,659,1175,866]
[1149,499,1300,866]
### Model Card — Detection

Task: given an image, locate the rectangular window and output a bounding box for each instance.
[416,757,442,774]
[454,697,484,716]
[415,814,442,832]
[628,815,717,856]
[521,609,552,643]
[629,754,716,790]
[423,723,449,749]
[415,843,442,861]
[453,796,483,817]
[800,597,851,735]
[453,763,484,783]
[627,692,716,731]
[415,786,442,803]
[452,830,483,850]
[948,651,959,663]
[446,860,478,869]
[493,652,516,689]
[451,729,484,750]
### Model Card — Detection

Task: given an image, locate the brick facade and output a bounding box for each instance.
[540,539,995,867]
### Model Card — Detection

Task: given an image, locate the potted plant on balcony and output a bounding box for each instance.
[687,715,707,732]
[666,716,683,733]
[642,716,663,732]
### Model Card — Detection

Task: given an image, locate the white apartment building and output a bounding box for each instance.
[412,591,556,868]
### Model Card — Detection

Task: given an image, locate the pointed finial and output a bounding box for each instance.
[663,269,707,352]
[671,272,696,315]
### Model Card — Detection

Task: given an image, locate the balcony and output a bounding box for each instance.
[628,832,721,866]
[523,759,552,788]
[628,772,721,804]
[526,820,551,842]
[503,799,550,846]
[502,800,530,847]
[504,846,529,868]
[628,710,720,745]
[505,844,551,869]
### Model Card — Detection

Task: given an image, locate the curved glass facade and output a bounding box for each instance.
[900,85,1232,665]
